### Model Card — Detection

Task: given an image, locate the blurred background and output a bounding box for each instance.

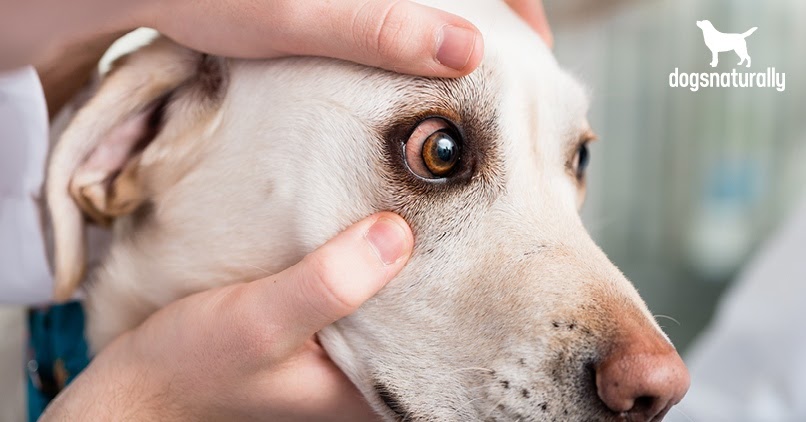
[1,0,805,421]
[548,0,806,352]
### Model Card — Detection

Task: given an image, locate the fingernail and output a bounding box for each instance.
[365,217,409,266]
[436,25,479,71]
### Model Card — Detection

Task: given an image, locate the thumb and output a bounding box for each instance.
[272,0,484,77]
[247,212,413,354]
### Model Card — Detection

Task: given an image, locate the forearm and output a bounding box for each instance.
[0,0,155,70]
[39,333,179,421]
[35,30,126,118]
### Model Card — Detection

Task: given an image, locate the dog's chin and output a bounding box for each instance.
[372,402,662,422]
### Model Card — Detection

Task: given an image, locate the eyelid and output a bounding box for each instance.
[581,130,598,143]
[407,119,450,149]
[567,130,597,163]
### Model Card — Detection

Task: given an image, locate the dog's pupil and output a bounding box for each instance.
[577,144,590,177]
[420,129,460,178]
[433,133,457,163]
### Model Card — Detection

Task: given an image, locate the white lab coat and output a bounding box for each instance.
[0,67,53,305]
[0,30,153,305]
[668,198,806,422]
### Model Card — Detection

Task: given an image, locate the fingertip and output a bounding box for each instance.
[242,212,414,350]
[364,212,414,269]
[434,23,485,76]
[289,213,413,322]
[361,0,485,78]
[503,0,553,49]
[542,29,554,49]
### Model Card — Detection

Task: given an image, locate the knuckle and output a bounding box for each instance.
[353,0,411,62]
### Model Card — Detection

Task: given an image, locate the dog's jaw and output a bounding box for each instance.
[51,1,689,420]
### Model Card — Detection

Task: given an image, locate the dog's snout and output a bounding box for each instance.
[594,333,690,421]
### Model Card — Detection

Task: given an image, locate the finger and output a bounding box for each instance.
[258,341,381,421]
[273,0,484,77]
[504,0,554,48]
[248,212,413,353]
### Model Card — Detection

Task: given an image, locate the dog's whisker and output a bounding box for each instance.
[672,405,696,422]
[452,395,488,417]
[452,367,495,374]
[244,263,272,275]
[654,314,681,326]
[484,397,506,419]
[466,381,506,391]
[582,213,620,236]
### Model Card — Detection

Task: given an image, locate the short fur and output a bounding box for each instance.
[46,1,686,420]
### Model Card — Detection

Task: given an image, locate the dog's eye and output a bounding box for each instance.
[573,143,590,180]
[404,118,462,179]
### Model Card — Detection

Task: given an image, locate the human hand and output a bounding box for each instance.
[41,213,414,421]
[504,0,553,48]
[138,0,552,78]
[4,1,551,76]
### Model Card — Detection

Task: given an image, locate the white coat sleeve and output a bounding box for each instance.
[0,66,54,305]
[667,198,806,422]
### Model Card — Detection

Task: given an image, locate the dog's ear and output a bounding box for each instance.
[46,36,227,302]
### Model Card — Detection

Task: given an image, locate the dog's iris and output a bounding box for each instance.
[422,131,459,177]
[404,117,462,180]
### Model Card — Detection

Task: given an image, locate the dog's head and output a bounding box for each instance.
[696,20,714,31]
[47,1,688,420]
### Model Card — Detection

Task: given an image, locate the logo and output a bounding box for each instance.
[696,20,756,68]
[669,20,785,92]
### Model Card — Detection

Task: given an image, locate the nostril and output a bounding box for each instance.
[632,395,657,413]
[595,347,690,421]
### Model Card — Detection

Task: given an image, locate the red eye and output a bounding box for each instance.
[404,118,462,179]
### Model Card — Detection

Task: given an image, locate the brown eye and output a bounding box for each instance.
[404,118,462,179]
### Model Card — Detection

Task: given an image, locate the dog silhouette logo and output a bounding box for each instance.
[696,20,757,68]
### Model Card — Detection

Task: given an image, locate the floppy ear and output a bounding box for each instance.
[46,36,227,302]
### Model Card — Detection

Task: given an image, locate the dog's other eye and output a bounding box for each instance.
[404,118,462,179]
[572,143,590,180]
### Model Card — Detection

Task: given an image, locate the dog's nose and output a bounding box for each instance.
[595,333,690,420]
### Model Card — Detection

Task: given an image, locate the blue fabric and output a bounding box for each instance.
[26,301,91,422]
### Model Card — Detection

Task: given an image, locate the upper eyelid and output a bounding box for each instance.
[581,129,598,143]
[565,130,597,162]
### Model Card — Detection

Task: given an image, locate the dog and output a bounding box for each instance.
[46,1,689,420]
[696,20,757,68]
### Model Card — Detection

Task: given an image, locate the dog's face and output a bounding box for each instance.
[696,20,714,31]
[47,2,688,421]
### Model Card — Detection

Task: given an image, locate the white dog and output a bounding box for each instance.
[696,19,757,68]
[46,1,689,420]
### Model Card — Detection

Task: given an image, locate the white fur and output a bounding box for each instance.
[46,1,687,420]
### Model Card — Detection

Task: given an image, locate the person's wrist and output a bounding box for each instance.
[88,333,181,419]
[106,328,211,420]
[39,332,169,420]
